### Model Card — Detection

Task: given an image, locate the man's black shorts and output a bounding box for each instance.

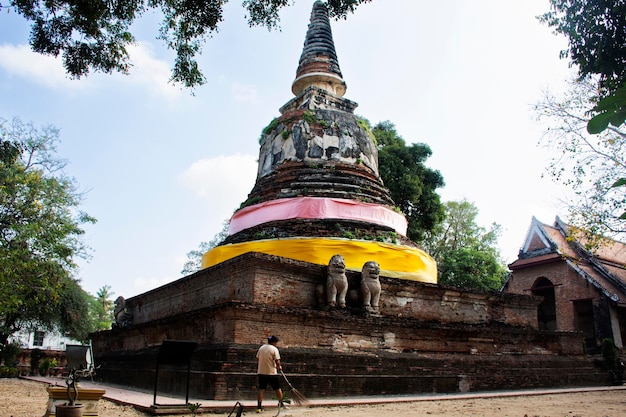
[258,374,281,390]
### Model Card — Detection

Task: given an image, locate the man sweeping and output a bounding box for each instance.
[256,335,285,413]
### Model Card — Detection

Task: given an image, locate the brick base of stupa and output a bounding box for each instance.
[91,253,608,400]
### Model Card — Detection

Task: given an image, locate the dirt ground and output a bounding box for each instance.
[3,378,626,417]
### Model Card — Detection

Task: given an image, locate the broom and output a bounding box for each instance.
[280,370,309,406]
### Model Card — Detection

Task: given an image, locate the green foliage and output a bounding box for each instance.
[534,79,626,245]
[303,110,318,125]
[259,117,285,143]
[7,0,371,89]
[438,248,507,291]
[341,231,355,239]
[0,341,20,366]
[539,1,626,133]
[602,338,618,369]
[0,366,18,378]
[540,0,626,94]
[421,200,508,291]
[181,219,230,275]
[263,118,280,135]
[57,278,94,341]
[39,358,51,375]
[587,84,626,134]
[601,338,625,384]
[240,195,261,209]
[88,285,115,331]
[188,402,202,416]
[0,117,95,345]
[373,121,445,242]
[356,118,376,145]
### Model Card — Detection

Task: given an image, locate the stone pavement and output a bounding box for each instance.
[25,375,626,415]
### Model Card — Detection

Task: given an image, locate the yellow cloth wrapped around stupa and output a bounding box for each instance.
[201,237,437,283]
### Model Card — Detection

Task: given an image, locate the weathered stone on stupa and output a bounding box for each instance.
[202,0,437,284]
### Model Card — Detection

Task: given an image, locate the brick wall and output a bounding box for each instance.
[92,304,604,400]
[123,253,540,329]
[506,259,602,332]
[91,252,607,400]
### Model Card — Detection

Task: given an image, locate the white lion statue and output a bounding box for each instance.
[326,254,348,308]
[361,261,381,313]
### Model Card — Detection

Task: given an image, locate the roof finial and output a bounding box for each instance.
[291,0,347,97]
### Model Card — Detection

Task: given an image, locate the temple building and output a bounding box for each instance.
[504,216,626,352]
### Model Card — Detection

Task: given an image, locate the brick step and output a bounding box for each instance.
[95,345,611,401]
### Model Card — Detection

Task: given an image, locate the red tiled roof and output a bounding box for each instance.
[512,216,626,301]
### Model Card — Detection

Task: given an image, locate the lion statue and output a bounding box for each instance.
[112,296,133,328]
[361,261,381,313]
[326,254,348,308]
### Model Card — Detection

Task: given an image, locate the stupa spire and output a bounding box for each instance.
[292,0,347,97]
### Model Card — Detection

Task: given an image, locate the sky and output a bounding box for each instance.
[0,0,575,299]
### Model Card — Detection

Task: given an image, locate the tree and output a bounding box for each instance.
[96,285,115,316]
[0,117,96,345]
[181,219,229,275]
[90,285,115,331]
[421,200,508,291]
[373,121,445,243]
[1,0,371,89]
[540,0,626,93]
[539,1,626,133]
[534,79,626,246]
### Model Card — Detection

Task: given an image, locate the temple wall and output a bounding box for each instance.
[123,252,540,329]
[98,303,573,355]
[91,252,606,400]
[92,302,601,400]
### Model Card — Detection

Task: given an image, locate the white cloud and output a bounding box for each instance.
[123,42,183,100]
[179,153,257,220]
[0,43,84,89]
[0,42,182,99]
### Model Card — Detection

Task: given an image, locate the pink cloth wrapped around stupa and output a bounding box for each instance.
[228,196,408,236]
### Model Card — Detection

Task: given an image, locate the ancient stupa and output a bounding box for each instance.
[91,2,606,404]
[201,0,436,284]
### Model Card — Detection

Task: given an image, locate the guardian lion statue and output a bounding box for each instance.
[112,296,133,328]
[361,261,381,313]
[326,254,348,308]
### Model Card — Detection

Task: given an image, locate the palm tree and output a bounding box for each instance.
[96,285,115,324]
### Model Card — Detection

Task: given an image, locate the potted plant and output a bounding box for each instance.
[54,368,84,417]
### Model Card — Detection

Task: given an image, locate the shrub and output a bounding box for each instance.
[0,366,19,378]
[39,358,51,376]
[602,338,618,369]
[1,342,21,366]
